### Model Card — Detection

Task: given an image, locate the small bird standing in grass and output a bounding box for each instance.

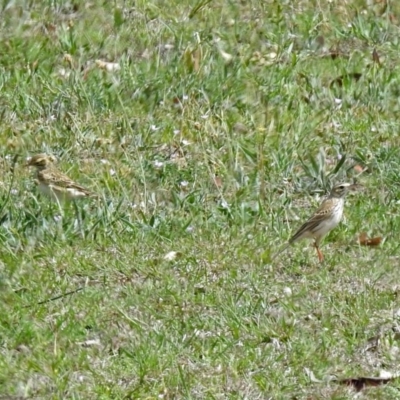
[26,153,97,203]
[272,182,357,262]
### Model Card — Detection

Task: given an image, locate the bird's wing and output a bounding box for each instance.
[41,170,96,197]
[288,201,333,243]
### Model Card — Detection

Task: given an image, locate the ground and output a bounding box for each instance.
[1,0,400,398]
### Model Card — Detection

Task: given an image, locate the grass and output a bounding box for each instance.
[1,0,400,398]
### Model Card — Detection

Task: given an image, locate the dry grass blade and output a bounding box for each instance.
[358,232,383,247]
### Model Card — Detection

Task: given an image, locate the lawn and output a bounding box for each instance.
[1,0,400,398]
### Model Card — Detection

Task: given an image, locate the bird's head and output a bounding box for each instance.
[26,154,57,169]
[330,182,358,198]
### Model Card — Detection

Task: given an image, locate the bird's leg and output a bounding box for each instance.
[314,242,324,262]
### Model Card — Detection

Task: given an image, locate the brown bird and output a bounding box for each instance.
[272,182,357,262]
[26,153,96,202]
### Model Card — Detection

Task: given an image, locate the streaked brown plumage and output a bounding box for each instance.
[26,153,96,202]
[272,183,357,262]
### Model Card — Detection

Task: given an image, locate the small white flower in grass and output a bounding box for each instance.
[109,168,116,176]
[182,95,189,101]
[334,98,342,104]
[181,139,191,146]
[76,339,101,347]
[154,160,164,169]
[180,181,189,188]
[219,49,233,62]
[173,129,180,135]
[186,226,194,233]
[221,200,229,209]
[150,125,160,131]
[283,287,292,296]
[164,251,179,261]
[58,68,71,78]
[100,159,110,165]
[54,214,62,222]
[11,189,18,195]
[201,114,209,119]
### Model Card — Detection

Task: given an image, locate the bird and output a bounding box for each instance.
[26,153,97,203]
[271,182,356,262]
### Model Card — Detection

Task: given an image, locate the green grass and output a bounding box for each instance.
[1,0,400,398]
